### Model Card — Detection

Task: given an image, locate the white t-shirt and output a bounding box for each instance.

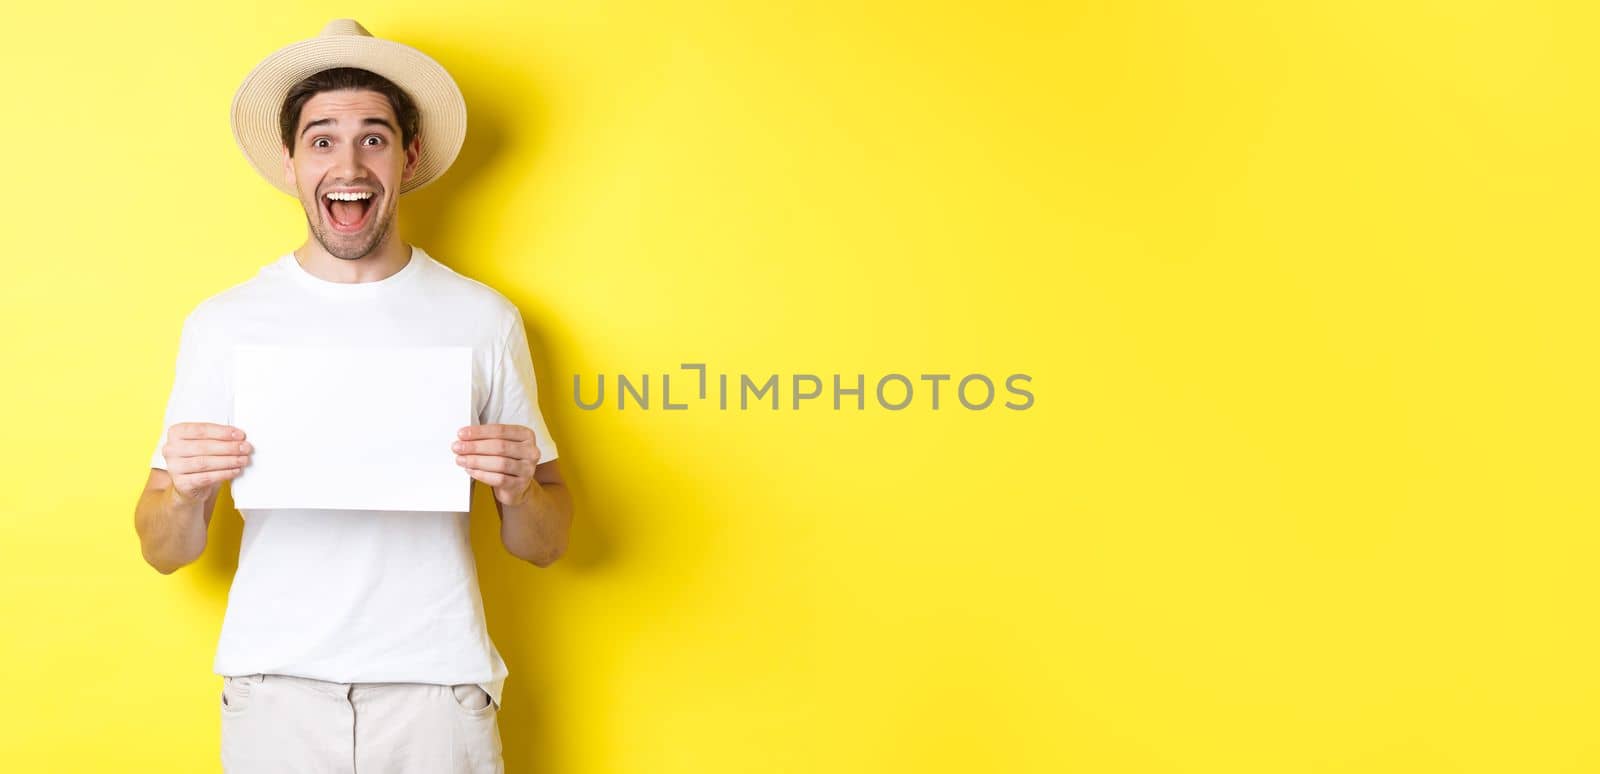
[149,245,558,710]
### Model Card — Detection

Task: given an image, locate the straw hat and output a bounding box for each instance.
[230,19,466,196]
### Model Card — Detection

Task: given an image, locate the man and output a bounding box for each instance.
[131,19,573,773]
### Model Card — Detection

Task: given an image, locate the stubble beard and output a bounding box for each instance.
[304,195,395,262]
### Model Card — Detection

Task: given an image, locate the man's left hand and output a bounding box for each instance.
[453,424,543,506]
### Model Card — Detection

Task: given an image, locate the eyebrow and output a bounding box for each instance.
[300,116,398,139]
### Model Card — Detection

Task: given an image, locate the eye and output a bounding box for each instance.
[363,135,384,146]
[312,137,330,149]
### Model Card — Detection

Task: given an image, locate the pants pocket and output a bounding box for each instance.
[450,683,497,716]
[221,673,265,714]
[448,684,504,772]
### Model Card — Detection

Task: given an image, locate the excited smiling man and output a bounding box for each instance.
[131,19,572,774]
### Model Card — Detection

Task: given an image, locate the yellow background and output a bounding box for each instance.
[1,1,1596,771]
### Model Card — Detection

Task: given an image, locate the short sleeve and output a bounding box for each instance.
[150,310,233,470]
[481,309,560,464]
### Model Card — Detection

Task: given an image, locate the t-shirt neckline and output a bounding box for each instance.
[282,245,426,296]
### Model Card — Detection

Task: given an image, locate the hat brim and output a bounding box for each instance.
[231,35,466,197]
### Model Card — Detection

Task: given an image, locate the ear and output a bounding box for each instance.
[281,145,296,189]
[400,134,422,184]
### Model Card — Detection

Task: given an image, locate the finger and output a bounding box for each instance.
[457,454,533,478]
[166,439,253,459]
[173,422,246,441]
[174,455,251,475]
[459,424,535,443]
[452,438,527,458]
[463,467,512,488]
[176,467,242,491]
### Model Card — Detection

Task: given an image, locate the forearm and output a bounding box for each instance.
[134,486,209,574]
[498,480,572,567]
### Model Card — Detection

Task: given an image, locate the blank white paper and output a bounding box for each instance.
[230,346,473,512]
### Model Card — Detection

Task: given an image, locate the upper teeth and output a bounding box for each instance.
[326,191,373,201]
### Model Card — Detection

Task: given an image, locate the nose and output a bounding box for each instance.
[331,141,364,182]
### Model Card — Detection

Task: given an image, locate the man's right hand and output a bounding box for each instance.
[161,422,251,505]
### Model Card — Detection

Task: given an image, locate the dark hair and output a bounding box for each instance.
[279,67,420,156]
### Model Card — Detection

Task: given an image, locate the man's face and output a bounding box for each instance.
[282,89,420,261]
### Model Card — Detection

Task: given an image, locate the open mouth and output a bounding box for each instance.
[321,190,377,234]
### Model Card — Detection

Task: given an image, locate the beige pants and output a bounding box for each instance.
[219,673,504,773]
